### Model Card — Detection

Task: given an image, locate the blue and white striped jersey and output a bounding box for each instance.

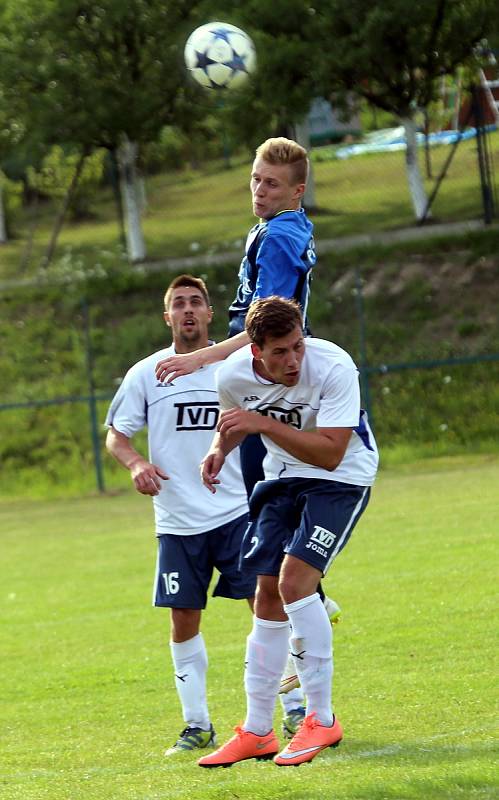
[228,208,316,337]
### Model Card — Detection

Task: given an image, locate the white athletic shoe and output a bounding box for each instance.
[279,597,341,694]
[323,597,341,623]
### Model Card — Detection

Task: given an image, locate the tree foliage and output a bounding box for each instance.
[315,0,497,116]
[204,0,498,146]
[0,0,204,152]
[200,0,325,147]
[0,0,216,260]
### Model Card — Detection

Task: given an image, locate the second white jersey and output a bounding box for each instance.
[105,346,248,535]
[216,338,379,486]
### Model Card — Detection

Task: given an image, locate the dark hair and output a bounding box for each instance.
[164,274,211,310]
[245,296,303,348]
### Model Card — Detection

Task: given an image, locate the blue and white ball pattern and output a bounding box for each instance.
[184,22,256,90]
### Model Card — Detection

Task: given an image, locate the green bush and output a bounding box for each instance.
[142,118,227,174]
[26,146,106,220]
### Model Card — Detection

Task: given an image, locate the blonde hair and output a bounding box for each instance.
[255,137,309,185]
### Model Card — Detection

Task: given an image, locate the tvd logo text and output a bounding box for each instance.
[174,402,219,431]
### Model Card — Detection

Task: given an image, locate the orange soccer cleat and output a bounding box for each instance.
[274,712,343,767]
[198,725,279,768]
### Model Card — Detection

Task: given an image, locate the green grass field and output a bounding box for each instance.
[2,455,498,800]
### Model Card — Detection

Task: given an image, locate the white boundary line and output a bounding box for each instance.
[323,725,499,763]
[3,725,497,782]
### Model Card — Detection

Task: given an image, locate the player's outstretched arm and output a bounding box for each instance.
[217,409,353,471]
[155,332,249,383]
[106,427,169,496]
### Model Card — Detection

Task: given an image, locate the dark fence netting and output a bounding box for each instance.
[1,248,498,496]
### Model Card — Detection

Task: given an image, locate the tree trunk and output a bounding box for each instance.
[118,137,147,262]
[137,173,148,216]
[293,118,317,211]
[0,183,7,244]
[109,147,127,251]
[401,116,431,221]
[452,74,461,132]
[42,151,87,268]
[19,195,40,272]
[423,108,432,179]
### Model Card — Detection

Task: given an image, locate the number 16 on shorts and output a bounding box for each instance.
[162,572,180,595]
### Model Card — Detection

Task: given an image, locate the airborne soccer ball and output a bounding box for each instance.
[184,22,256,90]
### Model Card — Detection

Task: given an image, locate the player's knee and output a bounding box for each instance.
[279,572,318,605]
[278,573,302,605]
[279,557,321,605]
[254,581,281,619]
[170,608,201,642]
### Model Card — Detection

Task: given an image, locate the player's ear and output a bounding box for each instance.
[163,311,171,327]
[250,342,262,360]
[294,182,305,201]
[207,305,214,323]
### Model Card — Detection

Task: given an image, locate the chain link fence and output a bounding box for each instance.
[1,242,498,497]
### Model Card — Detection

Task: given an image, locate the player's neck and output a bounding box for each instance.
[263,206,302,222]
[252,359,275,383]
[173,338,211,354]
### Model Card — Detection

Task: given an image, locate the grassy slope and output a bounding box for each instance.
[1,137,499,496]
[1,455,498,799]
[1,227,499,499]
[1,132,496,277]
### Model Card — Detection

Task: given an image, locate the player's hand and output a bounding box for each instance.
[155,351,203,383]
[217,408,264,437]
[130,459,169,496]
[200,451,225,494]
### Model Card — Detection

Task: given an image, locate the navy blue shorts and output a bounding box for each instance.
[153,513,255,609]
[240,478,371,577]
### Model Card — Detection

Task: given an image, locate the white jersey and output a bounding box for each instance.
[216,338,379,486]
[105,346,248,535]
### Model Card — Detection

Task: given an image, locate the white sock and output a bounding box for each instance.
[283,593,334,727]
[278,624,305,713]
[244,617,290,735]
[280,688,305,714]
[170,633,210,730]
